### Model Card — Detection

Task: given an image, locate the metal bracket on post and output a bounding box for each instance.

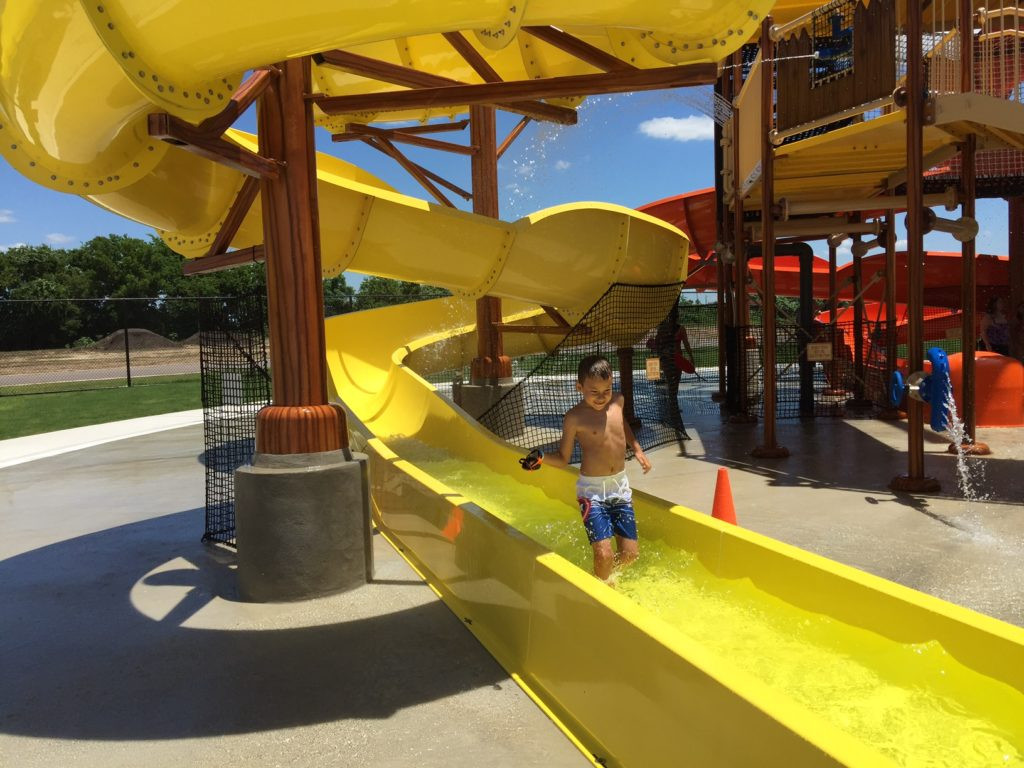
[919,209,979,242]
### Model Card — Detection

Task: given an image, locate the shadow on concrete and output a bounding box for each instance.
[0,509,505,741]
[689,415,1024,505]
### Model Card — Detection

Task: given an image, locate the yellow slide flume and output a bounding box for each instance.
[326,297,1024,768]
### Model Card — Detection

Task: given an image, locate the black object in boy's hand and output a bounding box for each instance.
[519,448,544,471]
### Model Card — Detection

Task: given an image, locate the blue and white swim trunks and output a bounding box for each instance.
[576,470,638,544]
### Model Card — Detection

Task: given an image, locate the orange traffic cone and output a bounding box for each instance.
[711,467,738,525]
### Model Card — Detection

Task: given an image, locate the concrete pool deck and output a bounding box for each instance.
[0,419,590,768]
[1,410,1022,767]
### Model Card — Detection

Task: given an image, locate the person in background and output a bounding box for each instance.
[979,295,1011,356]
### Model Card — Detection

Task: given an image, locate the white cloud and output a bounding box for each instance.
[0,242,26,252]
[637,115,715,142]
[0,209,14,223]
[895,239,908,250]
[44,233,75,245]
[554,159,571,171]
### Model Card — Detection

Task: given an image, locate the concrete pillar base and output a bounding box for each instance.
[459,380,521,421]
[235,450,372,602]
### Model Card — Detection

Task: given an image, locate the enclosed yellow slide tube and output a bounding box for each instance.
[0,0,771,199]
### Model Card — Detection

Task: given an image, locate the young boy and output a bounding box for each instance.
[520,355,651,582]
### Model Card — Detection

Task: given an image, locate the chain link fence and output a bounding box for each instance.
[0,297,209,396]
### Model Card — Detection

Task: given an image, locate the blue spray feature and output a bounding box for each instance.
[888,347,952,432]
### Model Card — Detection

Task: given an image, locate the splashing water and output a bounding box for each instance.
[942,371,990,502]
[393,439,1024,768]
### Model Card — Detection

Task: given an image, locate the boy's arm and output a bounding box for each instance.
[539,412,576,469]
[623,414,652,474]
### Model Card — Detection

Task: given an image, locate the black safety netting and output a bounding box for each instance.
[198,295,271,546]
[478,283,696,464]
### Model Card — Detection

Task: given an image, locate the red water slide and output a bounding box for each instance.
[638,189,1010,308]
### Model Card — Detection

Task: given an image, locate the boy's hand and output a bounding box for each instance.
[519,448,544,471]
[635,450,652,474]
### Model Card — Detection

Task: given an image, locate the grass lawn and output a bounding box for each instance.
[0,375,201,440]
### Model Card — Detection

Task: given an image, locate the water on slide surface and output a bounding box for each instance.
[395,441,1024,768]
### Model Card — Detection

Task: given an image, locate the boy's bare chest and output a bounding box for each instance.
[576,410,624,442]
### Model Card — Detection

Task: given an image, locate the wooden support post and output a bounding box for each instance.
[823,242,846,397]
[951,134,990,453]
[713,66,728,403]
[849,234,870,407]
[891,0,939,492]
[255,57,345,454]
[878,202,902,418]
[470,105,511,383]
[753,18,788,457]
[729,49,754,421]
[1010,196,1024,360]
[949,0,989,452]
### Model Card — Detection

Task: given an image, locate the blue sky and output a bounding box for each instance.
[0,88,1009,285]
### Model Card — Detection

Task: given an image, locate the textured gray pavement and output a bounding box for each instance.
[628,411,1024,627]
[0,424,589,768]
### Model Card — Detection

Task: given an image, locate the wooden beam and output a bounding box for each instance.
[522,26,636,72]
[205,176,260,258]
[314,49,577,125]
[148,113,282,179]
[442,31,503,82]
[540,305,572,327]
[376,119,470,135]
[313,62,716,116]
[495,323,571,334]
[197,67,277,136]
[356,137,471,200]
[335,123,476,155]
[368,136,456,207]
[182,245,265,275]
[497,116,531,159]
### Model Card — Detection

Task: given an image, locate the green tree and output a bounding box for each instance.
[355,276,448,311]
[323,274,355,316]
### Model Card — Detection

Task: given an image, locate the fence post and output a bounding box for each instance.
[121,300,132,387]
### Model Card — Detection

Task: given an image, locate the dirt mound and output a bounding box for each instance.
[90,328,182,351]
[182,331,202,346]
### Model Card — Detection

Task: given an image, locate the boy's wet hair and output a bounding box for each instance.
[577,355,612,383]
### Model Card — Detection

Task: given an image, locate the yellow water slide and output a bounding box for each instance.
[4,2,1024,767]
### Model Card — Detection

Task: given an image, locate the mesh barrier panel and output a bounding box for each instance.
[198,296,271,546]
[478,284,699,464]
[811,0,857,87]
[735,309,969,419]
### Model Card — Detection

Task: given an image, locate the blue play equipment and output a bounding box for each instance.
[889,347,952,432]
